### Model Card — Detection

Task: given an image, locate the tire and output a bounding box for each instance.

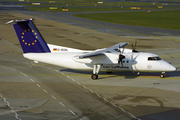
[160,74,164,78]
[91,74,98,80]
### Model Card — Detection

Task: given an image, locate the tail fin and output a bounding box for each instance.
[13,19,50,53]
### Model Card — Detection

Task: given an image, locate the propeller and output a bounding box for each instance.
[117,45,125,66]
[132,41,138,53]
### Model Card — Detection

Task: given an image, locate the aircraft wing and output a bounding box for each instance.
[78,42,128,59]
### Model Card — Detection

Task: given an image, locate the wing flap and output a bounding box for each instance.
[79,52,104,59]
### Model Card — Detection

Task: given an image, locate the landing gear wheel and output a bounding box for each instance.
[91,74,98,80]
[160,74,165,78]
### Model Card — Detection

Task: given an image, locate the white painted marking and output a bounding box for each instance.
[7,102,10,107]
[36,84,41,88]
[54,70,59,73]
[20,72,28,77]
[59,102,66,107]
[127,112,141,120]
[82,85,87,89]
[40,65,46,68]
[103,98,109,102]
[69,110,76,116]
[30,78,34,82]
[111,103,117,107]
[95,93,101,98]
[47,67,53,70]
[51,95,56,99]
[76,81,81,85]
[3,97,6,102]
[38,63,140,120]
[88,88,94,93]
[71,78,75,82]
[118,106,127,113]
[43,89,48,93]
[15,113,18,119]
[0,93,21,120]
[11,68,16,71]
[61,72,65,75]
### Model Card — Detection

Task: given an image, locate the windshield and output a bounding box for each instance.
[148,56,162,61]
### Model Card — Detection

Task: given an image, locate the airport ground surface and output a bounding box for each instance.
[0,10,180,120]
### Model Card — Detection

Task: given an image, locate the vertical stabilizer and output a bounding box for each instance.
[13,19,50,53]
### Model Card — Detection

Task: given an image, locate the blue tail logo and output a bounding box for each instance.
[13,19,50,53]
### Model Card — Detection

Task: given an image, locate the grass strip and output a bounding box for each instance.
[74,10,180,30]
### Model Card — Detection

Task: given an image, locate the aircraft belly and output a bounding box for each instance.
[23,53,92,70]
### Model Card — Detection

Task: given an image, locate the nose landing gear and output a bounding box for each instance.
[160,72,165,78]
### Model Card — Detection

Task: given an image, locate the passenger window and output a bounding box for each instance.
[127,61,129,63]
[123,61,125,63]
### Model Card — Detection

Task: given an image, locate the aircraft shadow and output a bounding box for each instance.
[133,106,180,120]
[60,69,179,80]
[60,69,137,79]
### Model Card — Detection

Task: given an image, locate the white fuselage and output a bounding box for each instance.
[23,45,176,73]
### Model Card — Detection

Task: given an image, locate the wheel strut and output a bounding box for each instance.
[160,72,165,78]
[91,64,101,80]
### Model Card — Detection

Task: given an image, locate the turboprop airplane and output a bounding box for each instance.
[7,18,176,80]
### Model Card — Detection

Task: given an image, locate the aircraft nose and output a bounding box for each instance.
[168,64,176,71]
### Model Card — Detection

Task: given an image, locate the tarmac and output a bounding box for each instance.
[0,10,180,120]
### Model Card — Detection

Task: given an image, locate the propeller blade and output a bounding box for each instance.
[132,41,138,53]
[118,59,120,64]
[122,47,124,54]
[118,54,125,66]
[132,43,134,50]
[135,41,137,50]
[117,45,121,52]
[120,59,123,67]
[117,43,126,66]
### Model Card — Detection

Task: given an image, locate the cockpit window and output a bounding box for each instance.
[148,56,162,61]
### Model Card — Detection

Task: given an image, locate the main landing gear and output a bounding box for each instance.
[91,64,101,80]
[160,72,165,78]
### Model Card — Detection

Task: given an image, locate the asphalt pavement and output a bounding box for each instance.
[0,9,180,120]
